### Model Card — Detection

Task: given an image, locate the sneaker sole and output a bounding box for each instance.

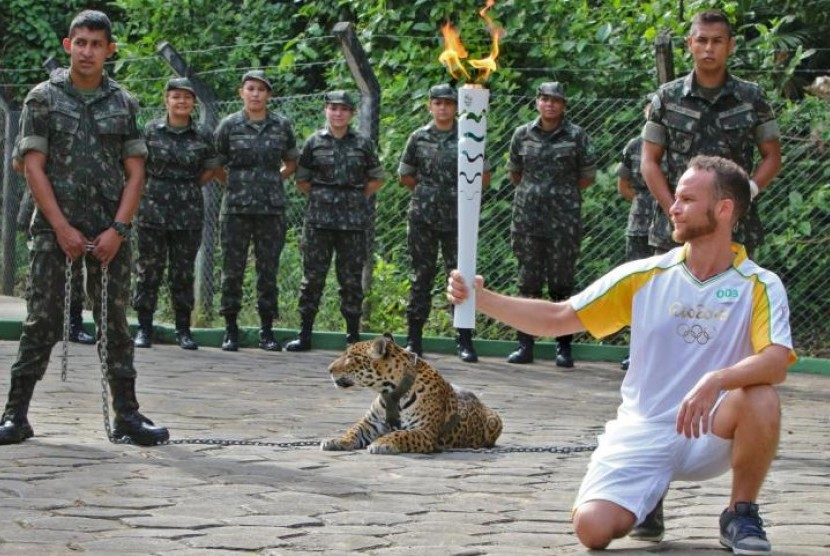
[629,531,664,542]
[719,535,771,555]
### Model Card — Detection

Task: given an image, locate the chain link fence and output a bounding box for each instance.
[1,87,828,356]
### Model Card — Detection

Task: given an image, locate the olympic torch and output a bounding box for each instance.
[454,86,488,328]
[438,1,501,329]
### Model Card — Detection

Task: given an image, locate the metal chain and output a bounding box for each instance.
[61,257,72,382]
[164,439,321,448]
[447,444,597,455]
[96,265,116,442]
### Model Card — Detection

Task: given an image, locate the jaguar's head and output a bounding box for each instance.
[327,333,413,394]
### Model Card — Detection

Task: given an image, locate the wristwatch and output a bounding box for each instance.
[110,221,132,239]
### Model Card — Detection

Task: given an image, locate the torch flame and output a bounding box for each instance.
[437,0,502,84]
[439,22,471,81]
[468,0,501,82]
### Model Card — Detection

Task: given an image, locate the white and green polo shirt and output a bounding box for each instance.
[571,243,796,423]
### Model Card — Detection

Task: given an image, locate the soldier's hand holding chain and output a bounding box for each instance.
[91,227,123,266]
[55,223,91,261]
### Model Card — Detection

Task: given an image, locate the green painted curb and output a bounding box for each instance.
[0,319,827,375]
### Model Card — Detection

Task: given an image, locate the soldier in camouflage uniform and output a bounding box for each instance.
[132,78,220,351]
[617,97,662,262]
[14,140,94,345]
[285,91,384,352]
[214,70,299,352]
[398,83,491,363]
[615,97,662,372]
[0,10,168,446]
[641,9,781,255]
[507,82,597,368]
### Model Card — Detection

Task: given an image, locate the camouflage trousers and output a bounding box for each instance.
[132,227,202,315]
[11,237,136,380]
[406,223,457,322]
[296,226,366,323]
[511,232,578,300]
[220,213,286,319]
[21,237,86,313]
[625,234,653,262]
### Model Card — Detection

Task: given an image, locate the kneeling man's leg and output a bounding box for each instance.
[711,384,780,507]
[573,500,636,550]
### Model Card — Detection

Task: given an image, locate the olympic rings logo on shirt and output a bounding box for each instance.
[676,323,715,345]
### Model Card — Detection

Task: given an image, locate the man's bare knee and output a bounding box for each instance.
[573,501,635,550]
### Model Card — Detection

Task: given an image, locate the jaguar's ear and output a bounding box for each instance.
[370,335,390,359]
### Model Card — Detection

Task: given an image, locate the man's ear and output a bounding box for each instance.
[729,36,737,55]
[106,41,117,59]
[62,37,72,54]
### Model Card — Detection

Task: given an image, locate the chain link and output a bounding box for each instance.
[164,439,321,448]
[61,257,72,382]
[96,264,115,442]
[447,444,597,455]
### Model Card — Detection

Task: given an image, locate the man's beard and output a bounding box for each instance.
[672,207,717,243]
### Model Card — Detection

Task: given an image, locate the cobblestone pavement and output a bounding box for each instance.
[0,330,828,554]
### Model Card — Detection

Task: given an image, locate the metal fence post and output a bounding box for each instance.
[157,41,221,323]
[0,93,19,295]
[655,32,675,85]
[333,21,382,322]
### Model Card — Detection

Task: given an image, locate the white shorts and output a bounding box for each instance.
[573,395,732,524]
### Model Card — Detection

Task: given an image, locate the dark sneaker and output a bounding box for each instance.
[629,497,664,542]
[719,502,771,555]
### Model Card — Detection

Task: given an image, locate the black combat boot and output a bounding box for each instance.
[69,305,96,345]
[285,320,312,352]
[221,314,239,352]
[345,314,361,345]
[109,377,169,446]
[507,331,534,364]
[405,318,425,357]
[174,310,198,351]
[133,310,153,348]
[456,328,478,363]
[258,313,282,351]
[0,375,37,445]
[555,334,575,368]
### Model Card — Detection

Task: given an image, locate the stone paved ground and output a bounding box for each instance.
[0,334,828,555]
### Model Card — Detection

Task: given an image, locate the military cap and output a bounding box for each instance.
[241,70,272,91]
[429,83,457,101]
[536,81,566,100]
[165,77,196,95]
[324,90,356,109]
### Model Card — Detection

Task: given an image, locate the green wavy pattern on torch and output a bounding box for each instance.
[461,151,484,162]
[461,111,487,123]
[462,132,485,141]
[459,171,483,183]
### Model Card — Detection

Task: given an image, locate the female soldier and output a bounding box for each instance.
[214,70,299,351]
[133,77,220,350]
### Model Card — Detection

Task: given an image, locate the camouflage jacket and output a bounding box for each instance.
[296,126,384,230]
[137,118,220,230]
[616,136,659,237]
[643,71,779,249]
[214,110,299,215]
[399,121,463,231]
[508,117,597,238]
[17,68,147,244]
